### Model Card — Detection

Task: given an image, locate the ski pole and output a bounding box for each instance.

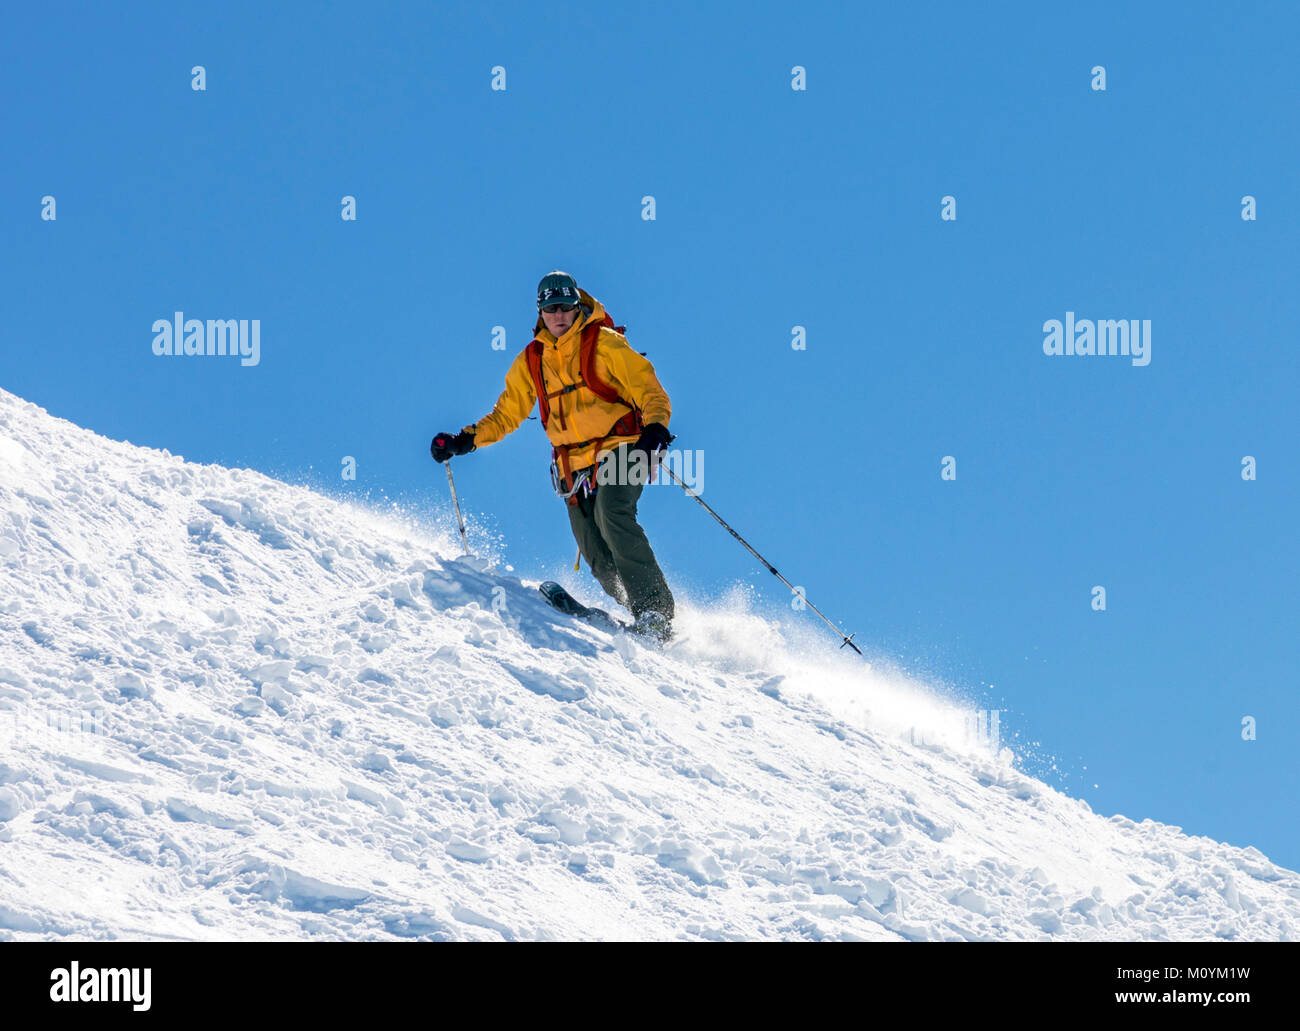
[443,461,471,556]
[660,462,862,655]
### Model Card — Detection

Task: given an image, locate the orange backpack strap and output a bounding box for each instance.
[579,318,643,449]
[579,319,637,412]
[525,340,549,427]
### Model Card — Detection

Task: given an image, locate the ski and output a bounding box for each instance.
[538,581,630,635]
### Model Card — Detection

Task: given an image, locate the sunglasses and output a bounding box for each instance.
[541,303,578,314]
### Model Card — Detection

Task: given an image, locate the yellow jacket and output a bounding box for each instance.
[463,288,671,470]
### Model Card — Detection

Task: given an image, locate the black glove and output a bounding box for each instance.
[632,422,673,457]
[430,430,476,463]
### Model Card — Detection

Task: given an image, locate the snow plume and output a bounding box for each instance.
[0,386,1296,941]
[639,579,998,761]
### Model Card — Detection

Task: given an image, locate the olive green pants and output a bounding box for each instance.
[566,448,675,622]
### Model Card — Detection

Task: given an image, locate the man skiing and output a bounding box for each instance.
[430,271,676,641]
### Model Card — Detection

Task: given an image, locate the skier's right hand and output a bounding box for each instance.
[430,430,476,463]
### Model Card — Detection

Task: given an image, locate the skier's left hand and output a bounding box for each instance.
[633,422,672,457]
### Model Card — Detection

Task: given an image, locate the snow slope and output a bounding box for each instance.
[0,387,1296,941]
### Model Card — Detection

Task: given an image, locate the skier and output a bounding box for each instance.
[430,271,676,641]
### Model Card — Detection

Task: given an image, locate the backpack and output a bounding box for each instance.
[525,311,644,505]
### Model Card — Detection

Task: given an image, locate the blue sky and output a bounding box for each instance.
[3,1,1297,870]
